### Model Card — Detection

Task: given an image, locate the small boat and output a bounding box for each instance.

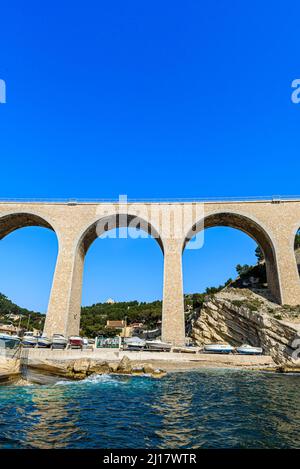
[203,343,234,354]
[142,328,161,339]
[68,336,84,349]
[172,346,198,354]
[22,332,38,347]
[51,334,68,349]
[124,337,146,351]
[37,335,52,348]
[236,344,263,355]
[145,339,172,352]
[0,333,20,349]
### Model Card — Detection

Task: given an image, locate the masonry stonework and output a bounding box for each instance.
[0,200,300,345]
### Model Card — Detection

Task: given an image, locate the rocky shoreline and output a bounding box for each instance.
[189,288,300,368]
[1,351,300,386]
[24,355,167,380]
[0,356,21,383]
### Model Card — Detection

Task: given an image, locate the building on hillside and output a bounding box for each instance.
[105,298,115,304]
[119,326,133,338]
[0,323,19,335]
[130,322,144,329]
[5,314,21,322]
[105,320,125,330]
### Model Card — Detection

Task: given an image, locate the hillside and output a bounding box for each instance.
[0,294,163,337]
[80,300,162,337]
[0,293,44,331]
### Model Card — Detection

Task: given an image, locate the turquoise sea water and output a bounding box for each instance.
[0,369,300,449]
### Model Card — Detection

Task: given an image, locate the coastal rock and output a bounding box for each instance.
[152,368,166,378]
[142,364,166,378]
[27,358,76,378]
[108,362,119,373]
[189,288,300,368]
[73,358,91,373]
[116,356,132,373]
[89,360,111,374]
[0,357,21,382]
[142,363,155,374]
[25,355,166,380]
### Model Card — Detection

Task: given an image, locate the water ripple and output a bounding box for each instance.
[0,369,300,448]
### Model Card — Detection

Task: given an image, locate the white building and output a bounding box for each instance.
[105,298,115,304]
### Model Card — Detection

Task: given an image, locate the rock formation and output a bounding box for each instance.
[25,356,166,380]
[0,356,21,382]
[189,288,300,368]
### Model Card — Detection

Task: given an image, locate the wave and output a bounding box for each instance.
[54,373,129,387]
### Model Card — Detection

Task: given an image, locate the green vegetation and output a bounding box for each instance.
[236,264,251,277]
[295,230,300,250]
[274,313,283,320]
[0,293,45,331]
[80,300,162,337]
[232,298,261,312]
[255,245,264,262]
[232,300,244,307]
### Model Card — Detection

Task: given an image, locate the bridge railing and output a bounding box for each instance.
[0,196,300,204]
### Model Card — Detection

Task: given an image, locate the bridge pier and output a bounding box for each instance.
[44,239,84,338]
[161,239,185,346]
[274,239,300,306]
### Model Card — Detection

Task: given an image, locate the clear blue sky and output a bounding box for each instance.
[0,1,299,312]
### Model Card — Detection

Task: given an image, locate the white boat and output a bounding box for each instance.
[142,328,161,339]
[203,343,234,354]
[236,344,263,355]
[124,337,146,350]
[145,339,172,352]
[51,334,68,349]
[22,332,38,347]
[172,346,198,354]
[37,335,52,348]
[0,333,20,349]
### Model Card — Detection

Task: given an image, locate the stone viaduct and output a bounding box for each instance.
[0,198,300,346]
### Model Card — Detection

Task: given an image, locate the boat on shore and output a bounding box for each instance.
[145,339,172,352]
[22,332,38,347]
[236,344,263,355]
[203,343,234,354]
[68,336,84,349]
[37,335,52,348]
[0,333,20,349]
[51,334,68,349]
[173,346,198,354]
[124,337,146,351]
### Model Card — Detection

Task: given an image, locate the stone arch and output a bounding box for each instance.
[0,211,59,319]
[77,213,164,255]
[0,212,56,240]
[183,211,282,303]
[67,212,165,336]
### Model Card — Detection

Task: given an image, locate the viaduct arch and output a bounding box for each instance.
[0,199,299,346]
[183,211,282,303]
